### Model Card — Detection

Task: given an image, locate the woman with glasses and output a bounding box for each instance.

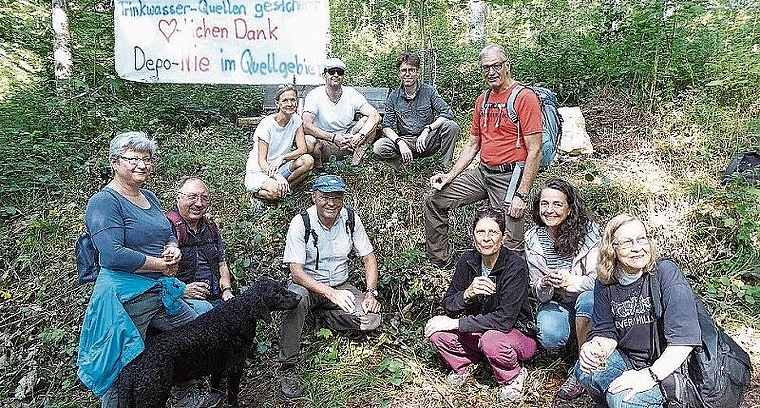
[77,132,206,407]
[245,84,314,202]
[524,178,601,400]
[424,206,536,403]
[574,214,700,408]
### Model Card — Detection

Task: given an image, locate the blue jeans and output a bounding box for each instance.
[185,298,214,315]
[536,290,593,351]
[574,350,664,408]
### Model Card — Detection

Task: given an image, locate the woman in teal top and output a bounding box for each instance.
[77,132,197,407]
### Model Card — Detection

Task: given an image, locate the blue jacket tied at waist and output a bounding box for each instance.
[76,268,186,396]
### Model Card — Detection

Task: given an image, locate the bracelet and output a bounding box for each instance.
[514,191,528,202]
[393,138,402,145]
[425,125,433,132]
[221,286,232,293]
[647,367,660,383]
[331,133,336,143]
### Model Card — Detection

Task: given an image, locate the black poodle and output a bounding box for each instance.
[117,277,301,408]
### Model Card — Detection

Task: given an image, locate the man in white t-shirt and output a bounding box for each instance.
[275,174,382,398]
[302,58,381,167]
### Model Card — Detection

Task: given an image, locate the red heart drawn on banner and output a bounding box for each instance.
[158,19,178,42]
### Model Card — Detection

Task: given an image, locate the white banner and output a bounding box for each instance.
[114,0,329,84]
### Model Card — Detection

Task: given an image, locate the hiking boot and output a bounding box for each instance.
[499,366,528,403]
[388,158,406,174]
[279,369,304,399]
[557,369,584,400]
[171,388,221,408]
[446,365,474,387]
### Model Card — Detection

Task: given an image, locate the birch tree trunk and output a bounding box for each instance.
[52,0,72,80]
[468,0,487,44]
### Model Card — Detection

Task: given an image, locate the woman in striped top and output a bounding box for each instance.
[524,178,601,400]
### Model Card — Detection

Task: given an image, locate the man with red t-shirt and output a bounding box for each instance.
[424,44,543,266]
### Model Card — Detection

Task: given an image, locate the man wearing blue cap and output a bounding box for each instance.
[276,174,381,398]
[302,57,381,168]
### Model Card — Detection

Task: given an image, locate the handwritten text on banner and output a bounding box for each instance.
[114,0,329,84]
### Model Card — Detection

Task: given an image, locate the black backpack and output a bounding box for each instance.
[649,269,752,408]
[301,207,355,270]
[722,150,760,186]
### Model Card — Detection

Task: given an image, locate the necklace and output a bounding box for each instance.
[326,86,342,103]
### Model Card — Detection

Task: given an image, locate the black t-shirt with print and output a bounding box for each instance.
[589,259,701,369]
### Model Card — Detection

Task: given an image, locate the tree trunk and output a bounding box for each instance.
[468,0,487,44]
[52,0,72,81]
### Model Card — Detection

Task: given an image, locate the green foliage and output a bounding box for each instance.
[377,357,410,387]
[316,327,334,340]
[694,184,760,251]
[312,329,339,365]
[2,0,760,406]
[704,249,760,317]
[690,184,760,313]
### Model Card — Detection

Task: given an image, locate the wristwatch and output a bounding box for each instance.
[366,288,379,297]
[514,191,528,202]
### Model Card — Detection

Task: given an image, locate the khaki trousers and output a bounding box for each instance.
[277,281,381,366]
[424,164,525,263]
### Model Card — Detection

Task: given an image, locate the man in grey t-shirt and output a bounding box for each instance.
[276,174,381,398]
[373,52,459,173]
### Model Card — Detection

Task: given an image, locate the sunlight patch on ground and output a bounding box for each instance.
[597,153,675,195]
[0,42,44,100]
[734,327,760,357]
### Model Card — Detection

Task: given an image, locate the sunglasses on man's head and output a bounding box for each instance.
[325,68,345,76]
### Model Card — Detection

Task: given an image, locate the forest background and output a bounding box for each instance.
[1,0,759,407]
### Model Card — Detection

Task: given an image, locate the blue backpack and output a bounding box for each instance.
[481,84,563,170]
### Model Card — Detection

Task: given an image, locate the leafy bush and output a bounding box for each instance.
[1,0,759,406]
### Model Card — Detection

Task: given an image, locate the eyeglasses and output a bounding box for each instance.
[325,68,345,76]
[119,155,152,165]
[475,229,502,238]
[399,67,417,74]
[179,192,211,203]
[613,236,650,250]
[480,60,507,74]
[315,194,343,204]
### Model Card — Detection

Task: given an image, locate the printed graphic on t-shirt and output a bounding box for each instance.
[610,294,654,330]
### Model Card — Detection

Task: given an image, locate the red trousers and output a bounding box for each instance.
[429,329,537,384]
